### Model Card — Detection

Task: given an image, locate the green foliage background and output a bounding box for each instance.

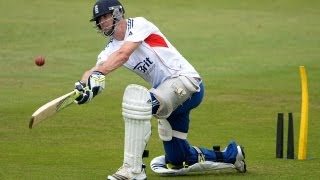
[1,0,320,179]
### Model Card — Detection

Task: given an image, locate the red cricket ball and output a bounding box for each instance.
[35,56,45,66]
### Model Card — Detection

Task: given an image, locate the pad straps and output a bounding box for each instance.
[172,130,188,139]
[193,146,205,162]
[166,146,205,170]
[143,150,149,158]
[213,145,224,162]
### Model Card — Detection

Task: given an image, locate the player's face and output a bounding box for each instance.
[98,14,114,32]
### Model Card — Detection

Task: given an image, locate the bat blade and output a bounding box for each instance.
[29,90,80,129]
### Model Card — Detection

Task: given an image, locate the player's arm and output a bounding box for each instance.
[94,41,141,75]
[75,41,141,104]
[79,41,140,82]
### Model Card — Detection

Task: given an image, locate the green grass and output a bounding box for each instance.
[1,0,320,179]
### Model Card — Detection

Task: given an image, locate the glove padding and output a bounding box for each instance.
[88,71,105,96]
[74,81,93,105]
[74,71,105,105]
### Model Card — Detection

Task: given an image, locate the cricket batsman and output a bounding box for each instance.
[74,0,246,179]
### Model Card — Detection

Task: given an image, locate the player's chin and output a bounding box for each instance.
[101,27,111,33]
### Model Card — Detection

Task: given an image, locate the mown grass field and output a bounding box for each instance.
[1,0,320,179]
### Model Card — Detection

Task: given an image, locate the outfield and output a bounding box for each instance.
[1,0,320,179]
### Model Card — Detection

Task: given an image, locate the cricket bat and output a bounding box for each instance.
[29,90,80,129]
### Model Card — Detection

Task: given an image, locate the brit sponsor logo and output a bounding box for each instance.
[133,57,154,73]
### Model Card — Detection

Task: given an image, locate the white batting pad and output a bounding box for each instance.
[122,84,152,173]
[150,155,236,175]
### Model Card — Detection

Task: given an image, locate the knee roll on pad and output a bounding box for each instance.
[122,84,152,121]
[150,76,200,119]
[122,84,152,173]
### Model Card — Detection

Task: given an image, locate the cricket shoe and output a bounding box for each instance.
[107,164,147,180]
[234,146,246,173]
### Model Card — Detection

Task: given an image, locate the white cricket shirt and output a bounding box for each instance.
[96,17,200,88]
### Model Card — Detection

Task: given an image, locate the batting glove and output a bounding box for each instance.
[88,71,105,97]
[74,81,93,105]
